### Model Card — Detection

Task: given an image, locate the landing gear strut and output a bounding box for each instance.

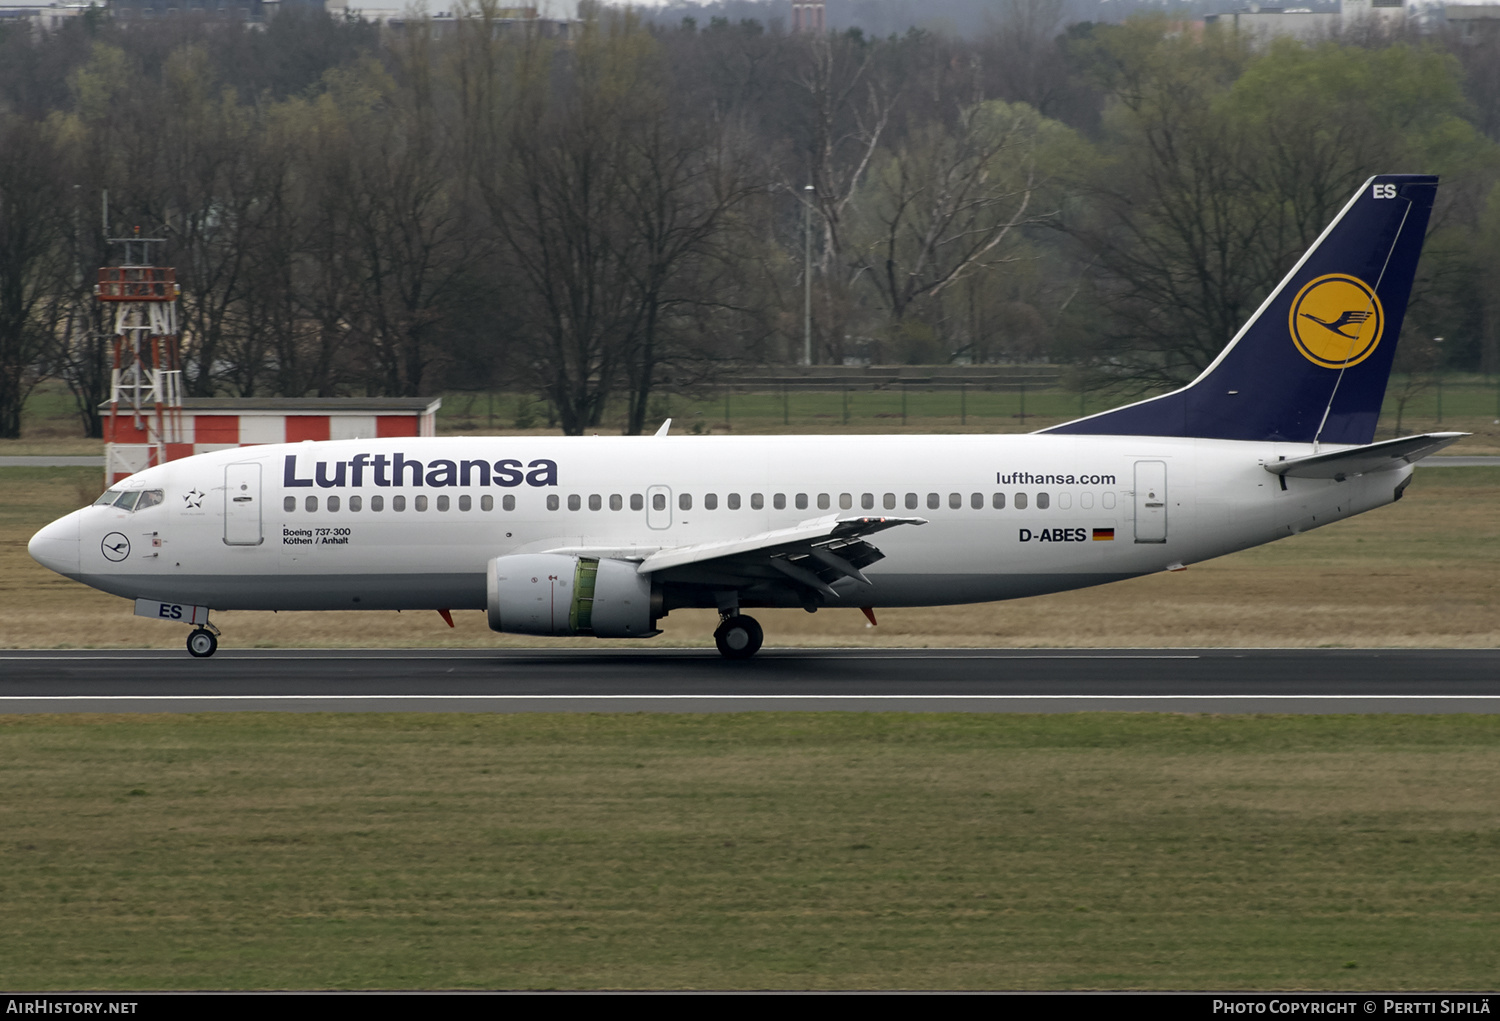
[714,614,763,660]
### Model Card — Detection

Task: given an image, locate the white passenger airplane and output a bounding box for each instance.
[30,175,1464,659]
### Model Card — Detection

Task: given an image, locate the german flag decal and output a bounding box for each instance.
[1092,528,1115,541]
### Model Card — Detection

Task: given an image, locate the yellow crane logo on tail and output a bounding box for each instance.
[1289,274,1384,369]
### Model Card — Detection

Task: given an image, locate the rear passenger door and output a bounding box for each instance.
[1133,461,1167,544]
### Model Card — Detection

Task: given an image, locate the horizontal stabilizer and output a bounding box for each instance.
[1265,433,1468,480]
[637,515,926,575]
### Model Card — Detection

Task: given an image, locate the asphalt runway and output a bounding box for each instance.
[1,647,1496,713]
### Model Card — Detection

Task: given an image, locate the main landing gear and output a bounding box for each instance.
[714,614,763,660]
[186,622,220,658]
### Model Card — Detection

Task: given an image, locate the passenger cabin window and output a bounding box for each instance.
[992,493,1005,509]
[1037,492,1049,510]
[905,493,918,510]
[774,494,786,510]
[927,493,940,510]
[728,493,741,510]
[1080,492,1094,510]
[653,494,666,511]
[705,493,718,510]
[328,495,341,512]
[884,493,896,510]
[1014,492,1028,510]
[610,494,623,511]
[631,494,644,511]
[1102,492,1117,509]
[568,495,581,511]
[861,493,874,510]
[796,494,808,510]
[752,493,764,510]
[546,495,559,511]
[502,495,515,511]
[436,495,449,511]
[284,496,296,512]
[949,493,961,510]
[679,493,692,511]
[351,496,363,512]
[415,495,429,512]
[394,495,407,511]
[372,495,385,512]
[1058,493,1071,510]
[589,494,602,511]
[971,493,983,510]
[817,493,830,510]
[459,495,471,511]
[305,496,318,512]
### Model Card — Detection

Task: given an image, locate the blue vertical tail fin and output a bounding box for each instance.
[1045,174,1438,445]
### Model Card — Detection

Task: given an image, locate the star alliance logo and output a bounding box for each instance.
[183,488,204,508]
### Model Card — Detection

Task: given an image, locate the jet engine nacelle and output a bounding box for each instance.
[486,554,658,638]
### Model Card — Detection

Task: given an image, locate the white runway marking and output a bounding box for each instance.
[1,694,1494,702]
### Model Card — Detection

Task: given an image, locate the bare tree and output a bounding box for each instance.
[476,12,756,434]
[0,116,70,438]
[850,100,1065,328]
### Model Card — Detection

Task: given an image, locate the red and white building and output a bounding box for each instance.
[103,397,441,485]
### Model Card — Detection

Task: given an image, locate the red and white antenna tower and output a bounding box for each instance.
[792,0,825,33]
[98,228,184,486]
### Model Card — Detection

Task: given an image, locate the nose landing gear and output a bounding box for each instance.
[186,622,220,658]
[714,614,763,660]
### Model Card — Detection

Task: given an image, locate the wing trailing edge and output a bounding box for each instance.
[635,515,927,576]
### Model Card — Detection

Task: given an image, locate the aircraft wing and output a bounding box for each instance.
[634,515,927,599]
[1265,432,1468,480]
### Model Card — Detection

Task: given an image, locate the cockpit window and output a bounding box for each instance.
[93,489,164,511]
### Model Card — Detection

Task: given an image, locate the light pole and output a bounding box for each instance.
[803,184,814,367]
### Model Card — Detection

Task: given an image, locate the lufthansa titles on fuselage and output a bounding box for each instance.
[283,453,558,490]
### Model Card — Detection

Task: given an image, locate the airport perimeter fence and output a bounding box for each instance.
[443,371,1500,435]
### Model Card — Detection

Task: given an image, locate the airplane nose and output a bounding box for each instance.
[29,510,82,579]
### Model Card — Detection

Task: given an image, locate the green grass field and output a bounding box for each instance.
[440,377,1500,450]
[0,713,1496,991]
[10,374,1500,454]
